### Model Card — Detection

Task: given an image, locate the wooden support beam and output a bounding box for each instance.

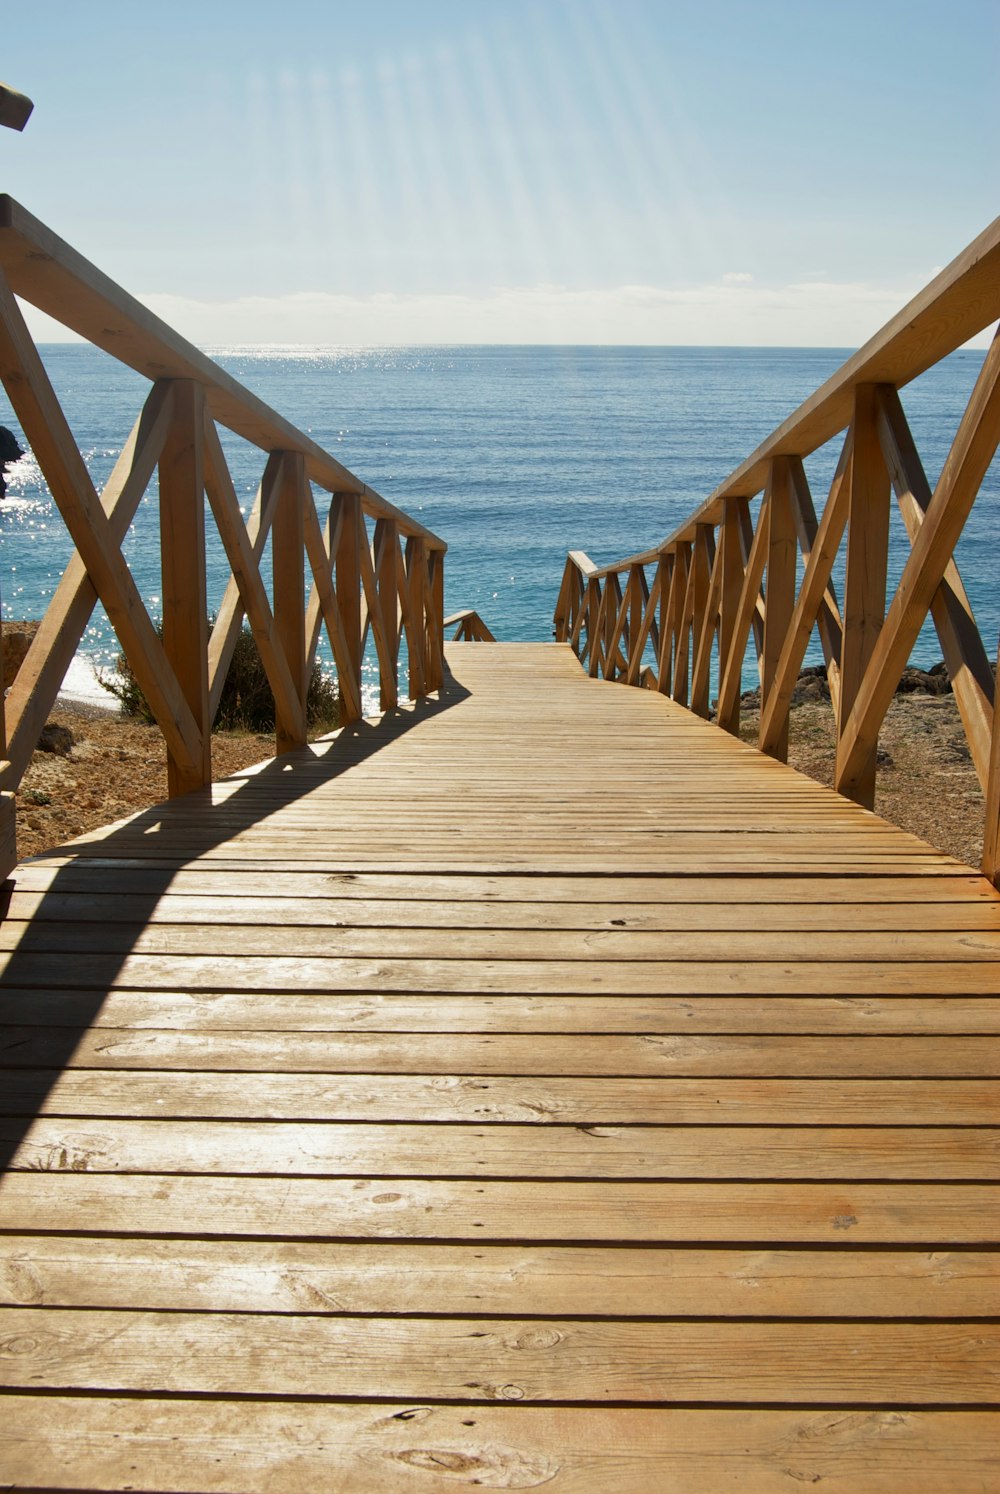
[335,493,364,719]
[788,456,844,718]
[835,386,892,806]
[374,520,400,711]
[984,637,1000,888]
[1,382,175,791]
[690,525,719,719]
[159,380,211,796]
[403,535,427,700]
[207,451,280,723]
[203,436,306,749]
[655,555,676,696]
[303,495,361,724]
[626,565,661,687]
[588,579,610,679]
[426,546,445,693]
[876,384,996,791]
[837,332,1000,802]
[716,498,768,735]
[716,501,745,734]
[671,543,694,707]
[760,459,799,763]
[738,499,767,676]
[758,432,853,760]
[270,452,309,754]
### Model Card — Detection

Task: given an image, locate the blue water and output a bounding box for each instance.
[1,344,996,708]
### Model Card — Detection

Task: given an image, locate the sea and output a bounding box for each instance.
[1,343,996,713]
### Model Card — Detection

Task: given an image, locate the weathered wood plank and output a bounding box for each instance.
[2,1174,995,1243]
[8,1070,998,1124]
[5,1029,999,1075]
[9,1119,999,1181]
[2,1308,998,1403]
[4,1237,995,1317]
[3,1398,998,1493]
[7,989,999,1035]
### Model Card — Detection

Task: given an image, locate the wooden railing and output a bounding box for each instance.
[444,609,497,642]
[555,216,1000,885]
[0,196,447,870]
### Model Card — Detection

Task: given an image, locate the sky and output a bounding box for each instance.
[3,0,999,347]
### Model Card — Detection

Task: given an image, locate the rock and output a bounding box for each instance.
[2,622,41,689]
[37,723,74,756]
[897,665,951,696]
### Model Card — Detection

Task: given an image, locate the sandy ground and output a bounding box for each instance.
[14,702,276,861]
[10,684,988,872]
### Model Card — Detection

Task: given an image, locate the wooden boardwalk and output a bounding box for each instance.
[2,641,999,1490]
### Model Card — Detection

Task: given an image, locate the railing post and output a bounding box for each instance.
[983,637,1000,886]
[334,492,363,721]
[374,518,399,711]
[835,385,891,807]
[405,535,428,699]
[760,458,798,763]
[671,542,692,706]
[717,501,745,734]
[159,378,210,797]
[426,545,445,693]
[272,451,308,754]
[689,524,716,719]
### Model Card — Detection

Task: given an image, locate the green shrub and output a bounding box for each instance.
[99,622,339,734]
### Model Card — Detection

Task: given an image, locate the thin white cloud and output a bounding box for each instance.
[20,275,995,350]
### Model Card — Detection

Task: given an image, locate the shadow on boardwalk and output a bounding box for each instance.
[0,673,469,1174]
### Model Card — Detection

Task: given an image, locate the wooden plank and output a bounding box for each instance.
[7,1118,1000,1180]
[3,1174,996,1243]
[6,989,1000,1035]
[4,1236,996,1317]
[9,1071,1000,1124]
[13,865,993,902]
[2,1308,999,1403]
[10,889,1000,931]
[4,1399,999,1494]
[5,1029,1000,1075]
[5,919,1000,963]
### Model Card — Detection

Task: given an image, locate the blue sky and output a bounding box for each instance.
[4,0,998,345]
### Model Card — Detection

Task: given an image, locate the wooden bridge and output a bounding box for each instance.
[1,203,1000,1488]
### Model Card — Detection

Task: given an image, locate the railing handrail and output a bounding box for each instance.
[555,216,1000,886]
[0,196,445,551]
[444,609,497,642]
